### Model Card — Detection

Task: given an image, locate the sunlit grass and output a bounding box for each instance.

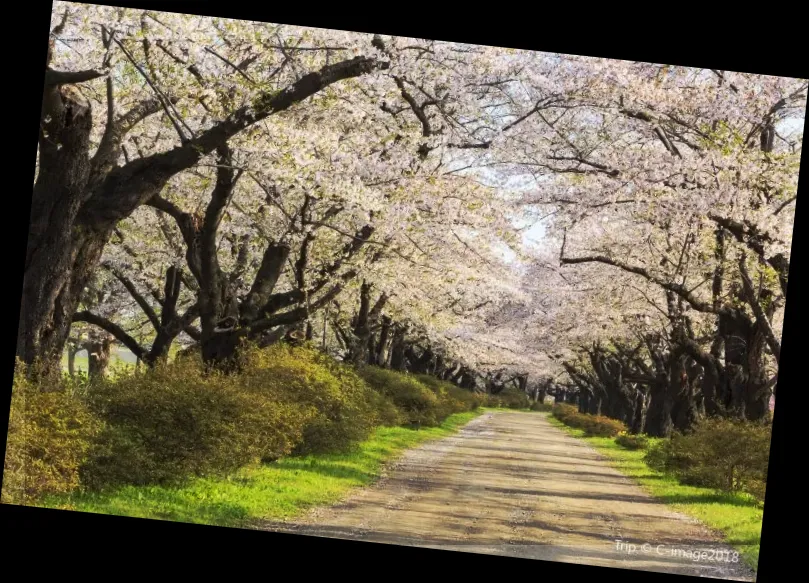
[544,413,763,571]
[41,410,483,527]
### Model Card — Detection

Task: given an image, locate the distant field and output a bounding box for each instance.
[60,345,188,374]
[61,346,137,374]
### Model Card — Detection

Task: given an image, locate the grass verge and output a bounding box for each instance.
[544,413,763,572]
[40,410,482,527]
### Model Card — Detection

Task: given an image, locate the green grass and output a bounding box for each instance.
[41,410,483,527]
[544,413,764,572]
[60,352,134,374]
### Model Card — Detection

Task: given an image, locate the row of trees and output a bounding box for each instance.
[24,4,802,440]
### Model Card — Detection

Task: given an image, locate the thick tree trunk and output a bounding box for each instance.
[67,345,79,377]
[389,326,407,371]
[201,329,242,370]
[646,374,674,438]
[459,368,476,390]
[716,306,771,421]
[86,338,111,379]
[578,390,590,414]
[348,281,372,366]
[673,359,703,432]
[21,81,97,375]
[629,389,649,435]
[375,315,391,366]
[591,394,602,416]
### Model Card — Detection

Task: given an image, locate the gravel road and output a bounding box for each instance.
[260,411,756,580]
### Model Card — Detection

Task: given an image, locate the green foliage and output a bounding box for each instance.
[615,431,650,450]
[529,401,553,412]
[552,402,627,437]
[358,366,441,426]
[645,417,771,501]
[486,387,530,409]
[413,374,485,416]
[358,367,479,427]
[81,355,313,490]
[236,344,397,455]
[2,361,101,504]
[44,411,482,525]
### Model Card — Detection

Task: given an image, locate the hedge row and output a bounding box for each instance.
[3,347,482,503]
[552,402,627,437]
[357,368,484,427]
[550,400,771,503]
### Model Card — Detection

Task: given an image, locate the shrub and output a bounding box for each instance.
[552,402,579,422]
[615,431,650,450]
[358,367,443,426]
[580,414,627,437]
[81,356,313,490]
[552,403,627,437]
[2,361,101,504]
[237,344,395,454]
[414,374,484,416]
[645,417,771,501]
[486,387,530,409]
[529,401,553,412]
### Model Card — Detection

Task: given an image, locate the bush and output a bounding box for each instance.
[81,356,313,490]
[645,417,771,501]
[2,361,101,504]
[486,387,530,409]
[529,401,553,412]
[358,367,444,427]
[552,402,579,423]
[237,344,396,454]
[414,374,485,416]
[615,431,650,450]
[581,414,627,437]
[552,403,627,437]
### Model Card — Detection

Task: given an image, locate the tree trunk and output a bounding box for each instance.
[629,389,649,435]
[66,343,80,377]
[673,359,703,432]
[646,375,674,438]
[201,329,242,370]
[578,390,590,414]
[86,338,111,379]
[21,82,98,375]
[591,394,602,416]
[389,325,407,371]
[375,315,391,366]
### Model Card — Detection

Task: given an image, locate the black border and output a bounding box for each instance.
[4,3,805,581]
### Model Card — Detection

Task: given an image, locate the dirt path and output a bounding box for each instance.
[259,411,755,580]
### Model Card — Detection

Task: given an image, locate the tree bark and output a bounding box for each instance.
[629,389,649,435]
[67,343,79,377]
[375,315,391,366]
[85,337,111,379]
[389,325,408,371]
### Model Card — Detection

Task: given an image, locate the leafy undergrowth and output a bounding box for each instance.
[40,410,482,527]
[544,414,763,572]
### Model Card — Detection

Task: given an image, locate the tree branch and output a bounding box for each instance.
[561,253,717,314]
[44,68,108,86]
[80,55,388,232]
[72,311,146,359]
[738,256,781,362]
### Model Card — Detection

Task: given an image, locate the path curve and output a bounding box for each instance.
[259,411,755,580]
